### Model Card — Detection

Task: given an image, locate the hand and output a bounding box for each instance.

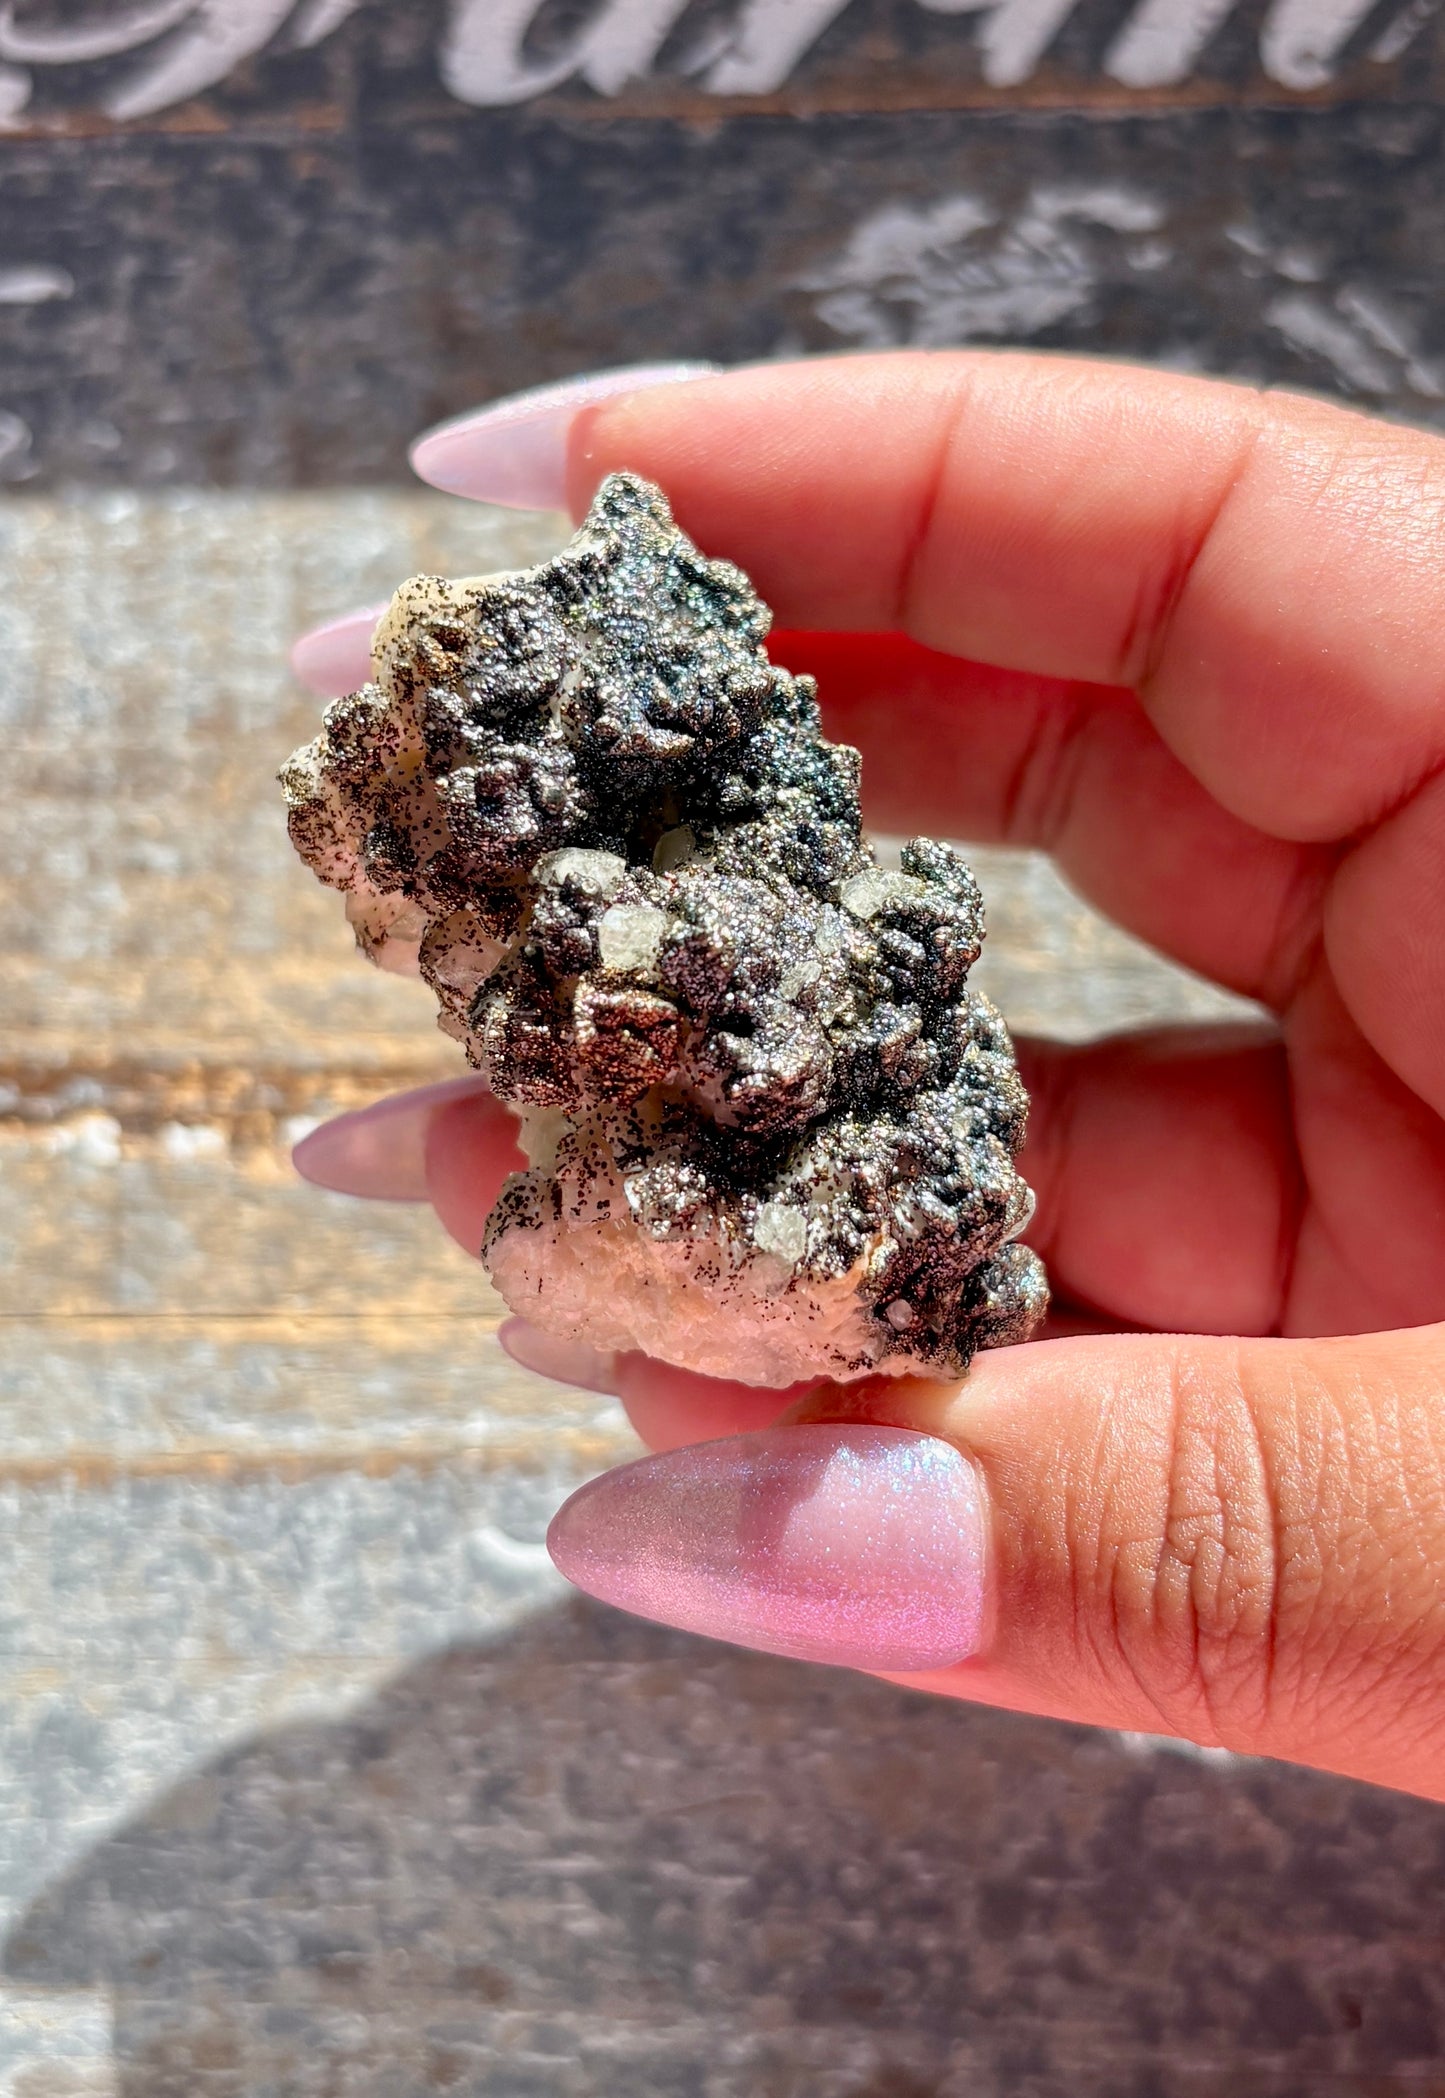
[291,354,1445,1800]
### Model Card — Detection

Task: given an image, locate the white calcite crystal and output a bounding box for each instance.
[282,474,1047,1386]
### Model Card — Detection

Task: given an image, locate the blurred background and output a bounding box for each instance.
[3,5,1445,2094]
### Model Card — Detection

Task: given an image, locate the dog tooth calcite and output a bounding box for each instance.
[282,473,1047,1386]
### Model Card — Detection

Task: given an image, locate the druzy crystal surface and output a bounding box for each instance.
[282,474,1047,1385]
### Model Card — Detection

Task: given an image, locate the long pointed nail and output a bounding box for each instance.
[547,1425,989,1673]
[293,1076,491,1200]
[290,602,387,697]
[409,363,720,509]
[499,1317,620,1397]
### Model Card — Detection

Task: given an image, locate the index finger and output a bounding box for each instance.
[566,352,1445,849]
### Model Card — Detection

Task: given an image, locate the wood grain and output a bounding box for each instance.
[3,101,1443,490]
[3,490,1441,2094]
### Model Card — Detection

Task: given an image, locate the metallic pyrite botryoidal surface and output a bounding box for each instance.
[282,474,1048,1386]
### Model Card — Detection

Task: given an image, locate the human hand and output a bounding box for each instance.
[291,354,1445,1799]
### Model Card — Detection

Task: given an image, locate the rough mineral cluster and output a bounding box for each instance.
[282,474,1047,1385]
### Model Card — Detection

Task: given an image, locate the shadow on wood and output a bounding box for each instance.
[6,1600,1444,2096]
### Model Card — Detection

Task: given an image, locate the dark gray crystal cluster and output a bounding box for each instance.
[282,474,1047,1386]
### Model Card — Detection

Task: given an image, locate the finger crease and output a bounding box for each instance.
[1017,1045,1081,1270]
[1127,417,1266,699]
[1260,846,1335,1013]
[892,382,976,636]
[996,683,1097,851]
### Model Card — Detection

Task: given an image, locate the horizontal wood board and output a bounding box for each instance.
[3,8,1445,2089]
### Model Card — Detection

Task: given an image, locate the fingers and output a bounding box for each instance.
[292,1076,493,1201]
[408,363,719,505]
[294,1012,1444,1346]
[779,630,1330,1009]
[1017,1030,1299,1337]
[871,1326,1445,1796]
[325,358,1445,1116]
[293,1081,522,1256]
[287,620,1327,1010]
[297,1035,1296,1338]
[423,1090,527,1255]
[298,1020,1443,1340]
[545,1324,1445,1798]
[1326,767,1445,1120]
[497,1317,620,1399]
[1281,967,1445,1327]
[500,1319,796,1451]
[560,354,1445,847]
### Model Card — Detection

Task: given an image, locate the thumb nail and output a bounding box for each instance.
[546,1424,989,1673]
[409,362,720,509]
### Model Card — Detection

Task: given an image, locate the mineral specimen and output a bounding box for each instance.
[282,473,1047,1386]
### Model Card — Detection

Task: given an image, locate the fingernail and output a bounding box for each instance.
[289,602,387,696]
[547,1425,988,1673]
[293,1076,491,1200]
[409,363,720,509]
[499,1317,620,1397]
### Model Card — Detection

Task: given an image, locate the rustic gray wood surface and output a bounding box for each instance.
[3,492,1442,2098]
[1,7,1444,488]
[2,3,1445,2091]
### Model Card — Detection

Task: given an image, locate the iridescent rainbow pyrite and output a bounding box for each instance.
[282,474,1047,1386]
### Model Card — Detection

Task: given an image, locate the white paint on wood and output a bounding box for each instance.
[800,184,1165,347]
[1105,0,1240,85]
[443,0,696,105]
[703,0,854,93]
[1259,0,1383,88]
[0,0,1429,118]
[103,0,297,119]
[974,0,1084,87]
[1267,287,1445,399]
[291,0,366,46]
[1372,0,1444,62]
[0,263,73,303]
[0,0,191,63]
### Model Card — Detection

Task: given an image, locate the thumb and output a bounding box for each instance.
[545,1327,1445,1799]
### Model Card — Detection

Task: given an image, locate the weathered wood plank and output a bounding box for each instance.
[0,4,1441,2085]
[0,370,1431,2094]
[2,1614,1444,2096]
[0,0,1438,131]
[2,101,1443,490]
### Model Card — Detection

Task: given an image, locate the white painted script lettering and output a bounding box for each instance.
[704,0,855,94]
[803,189,1445,407]
[105,0,296,118]
[799,185,1167,345]
[1259,0,1391,89]
[0,0,1430,122]
[443,0,697,105]
[917,0,1082,91]
[1105,0,1241,87]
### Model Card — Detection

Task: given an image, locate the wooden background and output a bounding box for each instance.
[2,5,1445,2093]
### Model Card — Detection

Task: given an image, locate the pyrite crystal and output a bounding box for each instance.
[282,474,1047,1386]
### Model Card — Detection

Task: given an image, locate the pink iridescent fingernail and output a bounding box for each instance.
[409,363,720,509]
[547,1425,989,1673]
[289,602,387,696]
[499,1317,620,1397]
[293,1076,491,1200]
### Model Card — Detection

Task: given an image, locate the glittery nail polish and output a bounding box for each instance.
[547,1424,988,1672]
